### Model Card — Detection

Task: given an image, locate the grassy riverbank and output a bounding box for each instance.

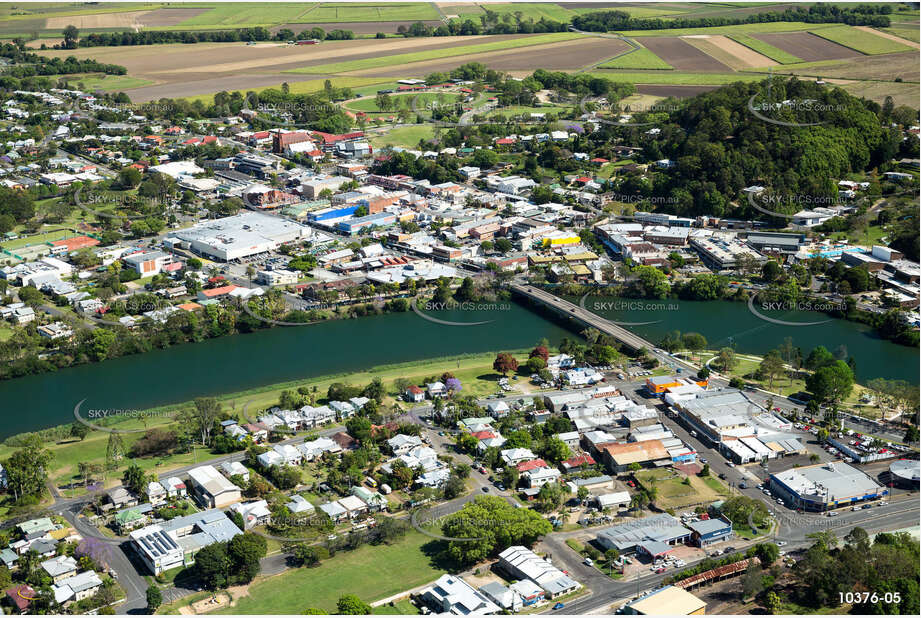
[0,348,535,493]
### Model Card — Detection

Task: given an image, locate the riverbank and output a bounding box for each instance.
[0,348,537,495]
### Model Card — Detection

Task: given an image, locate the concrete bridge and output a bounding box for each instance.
[508,283,654,352]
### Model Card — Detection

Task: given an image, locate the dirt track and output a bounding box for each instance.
[641,36,734,72]
[753,32,862,61]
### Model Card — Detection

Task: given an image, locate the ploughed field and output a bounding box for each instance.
[640,36,734,72]
[752,32,863,62]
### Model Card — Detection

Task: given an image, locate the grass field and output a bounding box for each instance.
[368,124,434,149]
[0,2,164,21]
[809,25,915,55]
[598,46,673,70]
[63,73,155,92]
[373,600,421,614]
[286,32,582,74]
[175,3,310,28]
[727,33,802,63]
[589,70,762,85]
[635,468,729,510]
[881,25,921,44]
[210,531,447,614]
[616,21,840,37]
[301,3,441,24]
[446,3,676,20]
[347,92,461,113]
[0,228,74,251]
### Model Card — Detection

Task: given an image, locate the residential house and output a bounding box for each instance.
[403,385,425,402]
[147,481,167,506]
[501,448,537,466]
[40,555,78,584]
[230,500,271,529]
[486,401,510,418]
[51,571,103,605]
[421,575,500,615]
[220,461,250,483]
[273,443,303,466]
[163,477,187,499]
[387,434,423,456]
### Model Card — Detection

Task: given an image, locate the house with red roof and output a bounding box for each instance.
[590,157,609,165]
[561,453,596,472]
[495,137,516,145]
[5,584,37,613]
[471,430,496,441]
[516,458,549,473]
[50,235,99,253]
[403,385,425,403]
[196,285,240,301]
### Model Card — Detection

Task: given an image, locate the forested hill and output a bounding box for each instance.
[609,78,908,218]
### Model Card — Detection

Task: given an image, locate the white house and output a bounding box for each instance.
[230,500,271,529]
[273,444,303,466]
[421,575,500,615]
[501,448,537,466]
[387,434,423,456]
[220,461,250,483]
[486,401,510,418]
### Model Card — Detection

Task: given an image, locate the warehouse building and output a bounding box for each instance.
[167,212,312,262]
[622,585,706,615]
[768,462,887,512]
[596,514,691,555]
[889,459,920,489]
[686,516,733,547]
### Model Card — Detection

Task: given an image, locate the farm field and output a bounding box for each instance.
[639,36,733,72]
[357,36,633,76]
[752,31,862,62]
[182,76,392,105]
[615,21,841,37]
[881,25,920,44]
[590,70,762,85]
[63,73,155,92]
[681,34,777,69]
[809,25,916,55]
[727,33,802,63]
[296,2,442,24]
[287,32,582,74]
[749,51,919,83]
[598,45,673,70]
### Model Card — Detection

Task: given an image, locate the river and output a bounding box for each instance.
[571,295,919,385]
[0,296,916,438]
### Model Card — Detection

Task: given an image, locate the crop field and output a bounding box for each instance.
[590,70,763,85]
[809,25,916,55]
[286,32,582,74]
[182,76,392,105]
[681,34,777,69]
[300,3,442,23]
[61,73,155,92]
[640,36,733,72]
[171,3,309,28]
[617,21,840,37]
[752,31,862,62]
[880,25,921,44]
[598,45,673,70]
[727,33,802,63]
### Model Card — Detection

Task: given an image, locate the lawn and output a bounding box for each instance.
[287,32,583,74]
[598,46,673,70]
[616,22,840,37]
[635,468,728,510]
[588,70,761,85]
[347,92,461,113]
[809,25,915,55]
[212,531,447,614]
[368,124,434,149]
[373,599,421,614]
[727,33,802,63]
[1,228,74,251]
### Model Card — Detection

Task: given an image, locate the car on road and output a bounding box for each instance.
[552,603,565,611]
[861,503,872,509]
[827,511,838,517]
[584,558,594,566]
[481,486,490,492]
[852,506,861,511]
[655,567,667,574]
[776,541,787,547]
[718,473,727,480]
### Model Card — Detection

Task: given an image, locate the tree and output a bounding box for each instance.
[194,543,231,590]
[441,496,552,565]
[336,594,372,615]
[192,397,221,446]
[122,463,148,495]
[493,352,518,376]
[759,350,785,390]
[700,463,710,477]
[754,542,780,566]
[806,360,855,404]
[680,332,707,361]
[761,260,783,282]
[118,166,142,189]
[146,585,162,613]
[62,24,79,48]
[764,591,782,614]
[2,436,54,502]
[228,532,267,584]
[539,437,570,463]
[717,347,737,372]
[69,422,89,441]
[805,346,836,370]
[105,432,125,469]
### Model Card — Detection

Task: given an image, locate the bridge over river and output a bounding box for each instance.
[508,283,653,352]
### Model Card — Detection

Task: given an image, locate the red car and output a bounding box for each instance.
[655,567,667,574]
[626,480,635,487]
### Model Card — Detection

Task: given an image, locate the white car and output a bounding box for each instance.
[776,541,787,547]
[727,462,735,467]
[584,558,594,566]
[852,506,861,511]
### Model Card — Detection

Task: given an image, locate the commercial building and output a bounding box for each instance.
[889,459,920,489]
[686,516,733,547]
[769,462,887,512]
[496,546,580,598]
[129,510,241,575]
[186,465,242,508]
[167,212,311,262]
[596,514,691,555]
[622,585,706,615]
[646,375,708,395]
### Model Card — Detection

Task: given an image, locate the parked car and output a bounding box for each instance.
[552,603,565,610]
[584,558,594,566]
